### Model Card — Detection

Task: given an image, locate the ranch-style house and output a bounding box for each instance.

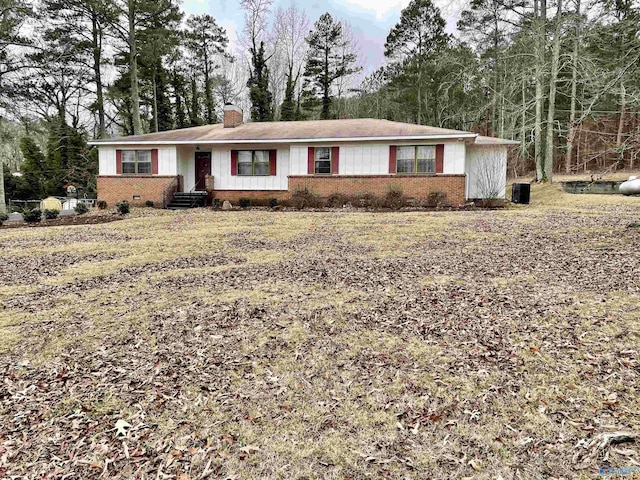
[90,104,518,207]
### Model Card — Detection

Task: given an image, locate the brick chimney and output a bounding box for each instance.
[223,104,243,128]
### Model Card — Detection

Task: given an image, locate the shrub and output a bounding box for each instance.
[0,212,8,226]
[269,198,278,208]
[116,200,130,215]
[424,190,449,208]
[213,198,222,208]
[290,187,323,210]
[97,200,107,210]
[384,184,406,209]
[145,200,154,208]
[43,209,60,220]
[239,197,251,208]
[23,208,42,223]
[74,203,89,215]
[326,193,349,208]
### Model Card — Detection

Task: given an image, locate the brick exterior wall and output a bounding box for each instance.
[289,175,466,205]
[97,175,178,207]
[223,106,243,128]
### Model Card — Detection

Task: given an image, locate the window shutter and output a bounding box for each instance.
[307,147,315,174]
[435,144,444,173]
[269,150,277,175]
[231,150,238,176]
[331,146,339,174]
[389,145,397,174]
[151,149,159,174]
[116,150,122,174]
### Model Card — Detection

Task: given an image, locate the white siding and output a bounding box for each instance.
[98,147,116,175]
[158,146,177,175]
[465,145,508,199]
[99,145,177,176]
[212,148,289,190]
[289,146,308,175]
[340,144,388,174]
[177,145,196,191]
[443,142,466,174]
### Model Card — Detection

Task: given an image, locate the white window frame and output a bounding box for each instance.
[396,146,436,174]
[314,147,332,174]
[122,150,152,175]
[237,150,271,176]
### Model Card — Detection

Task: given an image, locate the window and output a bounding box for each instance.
[396,146,436,174]
[315,147,331,174]
[237,150,270,176]
[122,150,152,174]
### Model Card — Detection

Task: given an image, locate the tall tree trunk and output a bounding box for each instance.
[152,72,159,133]
[128,1,142,135]
[534,0,546,181]
[616,83,625,151]
[0,162,6,215]
[565,0,580,174]
[521,73,527,165]
[417,64,422,125]
[544,0,562,182]
[92,12,106,138]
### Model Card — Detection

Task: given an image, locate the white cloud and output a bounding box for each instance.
[342,0,410,20]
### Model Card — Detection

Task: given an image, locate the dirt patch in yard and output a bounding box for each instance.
[0,187,639,479]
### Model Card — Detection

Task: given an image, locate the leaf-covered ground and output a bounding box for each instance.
[1,184,639,479]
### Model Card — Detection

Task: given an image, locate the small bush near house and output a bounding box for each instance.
[269,198,278,208]
[384,184,406,209]
[116,200,130,215]
[325,193,349,208]
[213,198,222,208]
[239,198,251,209]
[0,212,8,225]
[290,187,323,210]
[43,209,60,219]
[145,200,154,208]
[23,208,42,223]
[424,190,449,208]
[74,203,89,215]
[97,200,107,210]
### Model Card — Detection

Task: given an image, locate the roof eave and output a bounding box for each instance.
[88,133,479,146]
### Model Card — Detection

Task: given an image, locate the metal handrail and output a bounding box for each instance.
[162,176,180,208]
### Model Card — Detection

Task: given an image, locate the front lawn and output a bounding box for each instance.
[1,184,638,479]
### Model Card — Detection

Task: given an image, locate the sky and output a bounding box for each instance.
[182,0,467,75]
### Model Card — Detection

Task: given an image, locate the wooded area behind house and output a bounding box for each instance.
[1,0,639,207]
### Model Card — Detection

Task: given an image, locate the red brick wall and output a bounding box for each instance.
[213,190,290,204]
[97,175,178,207]
[288,175,466,205]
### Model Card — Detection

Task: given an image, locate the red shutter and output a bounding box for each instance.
[435,144,444,173]
[331,146,339,174]
[389,145,397,174]
[269,150,277,175]
[307,147,315,174]
[231,150,238,176]
[151,149,159,174]
[116,150,122,174]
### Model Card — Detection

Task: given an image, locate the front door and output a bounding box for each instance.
[195,152,211,191]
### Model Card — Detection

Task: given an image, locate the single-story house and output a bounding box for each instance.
[90,104,518,207]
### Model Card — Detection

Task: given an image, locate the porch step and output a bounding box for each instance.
[166,191,208,210]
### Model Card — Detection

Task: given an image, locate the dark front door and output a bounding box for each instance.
[195,152,211,191]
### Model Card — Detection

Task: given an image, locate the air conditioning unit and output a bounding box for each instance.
[511,183,531,204]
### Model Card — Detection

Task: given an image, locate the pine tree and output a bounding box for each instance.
[384,0,448,125]
[185,14,229,124]
[247,40,273,122]
[304,13,361,120]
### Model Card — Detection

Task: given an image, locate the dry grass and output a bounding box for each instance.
[1,184,639,479]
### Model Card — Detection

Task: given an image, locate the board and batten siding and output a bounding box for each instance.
[212,148,289,191]
[465,145,508,199]
[98,146,177,176]
[443,143,466,174]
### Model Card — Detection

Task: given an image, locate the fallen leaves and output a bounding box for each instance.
[0,204,639,479]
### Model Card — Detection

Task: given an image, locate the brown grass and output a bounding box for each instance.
[0,184,639,479]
